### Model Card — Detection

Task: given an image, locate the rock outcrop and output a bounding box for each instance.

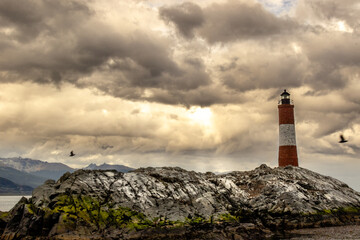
[1,165,360,239]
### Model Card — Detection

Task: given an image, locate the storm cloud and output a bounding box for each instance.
[160,0,297,43]
[0,0,211,106]
[160,2,204,38]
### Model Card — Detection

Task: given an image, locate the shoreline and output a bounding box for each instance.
[281,224,360,239]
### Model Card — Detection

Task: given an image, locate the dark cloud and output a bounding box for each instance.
[221,50,306,92]
[0,0,359,110]
[199,1,297,43]
[217,58,238,72]
[312,113,358,137]
[0,0,212,106]
[159,2,204,38]
[160,1,297,43]
[0,0,91,42]
[101,144,114,150]
[303,33,360,66]
[111,45,210,91]
[158,0,359,97]
[301,33,360,91]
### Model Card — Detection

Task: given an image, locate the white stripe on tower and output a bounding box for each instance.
[279,124,296,146]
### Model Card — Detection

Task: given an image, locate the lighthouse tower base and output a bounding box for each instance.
[278,146,298,167]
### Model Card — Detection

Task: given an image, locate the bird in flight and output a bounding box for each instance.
[69,151,76,157]
[339,135,348,143]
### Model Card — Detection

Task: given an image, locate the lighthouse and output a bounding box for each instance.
[278,89,298,167]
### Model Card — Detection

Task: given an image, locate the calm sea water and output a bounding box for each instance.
[0,196,31,212]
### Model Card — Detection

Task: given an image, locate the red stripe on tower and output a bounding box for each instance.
[278,89,298,167]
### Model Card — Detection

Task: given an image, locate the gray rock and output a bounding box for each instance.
[2,165,360,239]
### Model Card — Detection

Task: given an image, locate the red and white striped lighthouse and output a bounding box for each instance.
[278,89,298,167]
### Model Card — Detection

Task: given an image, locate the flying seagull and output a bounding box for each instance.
[69,151,76,157]
[339,135,348,143]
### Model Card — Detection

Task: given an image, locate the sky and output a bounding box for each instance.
[0,0,359,190]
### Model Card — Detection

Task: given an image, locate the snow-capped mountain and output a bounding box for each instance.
[0,157,74,180]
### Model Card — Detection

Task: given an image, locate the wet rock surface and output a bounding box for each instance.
[1,165,360,239]
[282,225,360,239]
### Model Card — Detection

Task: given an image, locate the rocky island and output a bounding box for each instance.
[1,165,360,239]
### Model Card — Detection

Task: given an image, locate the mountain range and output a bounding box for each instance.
[84,163,134,172]
[0,157,73,180]
[0,177,33,195]
[0,157,134,195]
[0,165,48,188]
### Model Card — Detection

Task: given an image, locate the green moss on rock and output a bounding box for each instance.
[26,203,36,215]
[310,207,360,216]
[219,213,239,223]
[39,194,259,233]
[0,212,9,220]
[44,194,160,231]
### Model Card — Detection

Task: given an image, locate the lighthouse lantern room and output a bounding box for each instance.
[280,89,290,104]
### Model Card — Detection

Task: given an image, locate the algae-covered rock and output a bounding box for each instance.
[0,212,9,236]
[2,165,360,239]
